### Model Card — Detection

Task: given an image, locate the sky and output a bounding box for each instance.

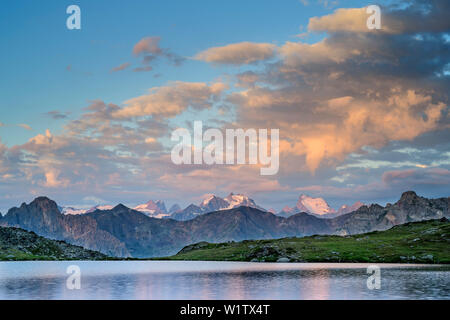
[0,0,449,213]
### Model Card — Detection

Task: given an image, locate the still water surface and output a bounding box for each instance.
[0,261,448,299]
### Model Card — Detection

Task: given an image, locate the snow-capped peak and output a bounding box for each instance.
[60,207,88,215]
[200,194,218,207]
[199,194,229,212]
[295,194,336,215]
[134,200,166,213]
[133,200,169,218]
[198,193,265,212]
[278,195,365,218]
[224,193,257,209]
[85,205,114,213]
[60,204,116,215]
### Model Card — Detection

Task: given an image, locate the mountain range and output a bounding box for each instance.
[58,192,266,221]
[59,200,177,218]
[58,193,362,221]
[0,191,448,258]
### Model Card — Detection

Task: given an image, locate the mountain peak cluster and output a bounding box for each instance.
[58,192,365,221]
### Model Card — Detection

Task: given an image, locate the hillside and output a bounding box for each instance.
[166,218,450,264]
[0,226,108,261]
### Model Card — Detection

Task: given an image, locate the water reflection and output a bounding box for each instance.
[0,261,448,300]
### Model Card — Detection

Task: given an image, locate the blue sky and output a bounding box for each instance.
[0,0,449,212]
[0,0,352,146]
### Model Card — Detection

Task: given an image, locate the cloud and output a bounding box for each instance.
[111,62,131,73]
[226,2,450,173]
[158,165,285,195]
[133,37,163,56]
[29,129,53,145]
[236,71,260,87]
[231,85,446,173]
[142,55,157,65]
[308,7,373,33]
[317,0,338,9]
[113,81,228,119]
[83,196,106,205]
[382,168,450,186]
[308,2,450,34]
[44,111,71,120]
[1,0,449,210]
[0,139,8,173]
[133,66,152,72]
[279,38,358,65]
[164,51,185,66]
[65,100,120,133]
[292,167,450,204]
[43,169,69,188]
[132,36,185,67]
[18,124,32,130]
[195,42,277,65]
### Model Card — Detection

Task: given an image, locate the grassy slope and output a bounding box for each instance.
[0,226,109,261]
[165,219,450,264]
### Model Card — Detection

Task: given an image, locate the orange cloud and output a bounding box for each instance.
[114,81,228,119]
[43,169,69,188]
[308,8,370,33]
[111,62,130,72]
[18,124,32,131]
[29,129,53,145]
[279,40,360,65]
[158,165,284,194]
[232,88,446,173]
[133,37,162,56]
[195,42,276,65]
